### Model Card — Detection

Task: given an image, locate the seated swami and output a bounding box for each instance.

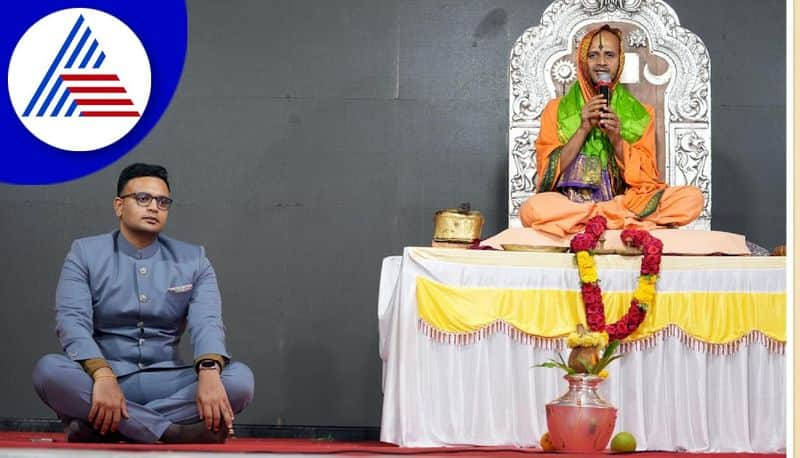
[519,24,703,238]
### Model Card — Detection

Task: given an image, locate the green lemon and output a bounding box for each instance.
[610,432,636,452]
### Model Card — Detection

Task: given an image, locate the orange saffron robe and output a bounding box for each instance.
[520,97,704,237]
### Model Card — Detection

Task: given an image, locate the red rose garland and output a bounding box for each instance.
[570,216,663,341]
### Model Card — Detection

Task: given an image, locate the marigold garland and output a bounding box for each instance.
[570,216,664,341]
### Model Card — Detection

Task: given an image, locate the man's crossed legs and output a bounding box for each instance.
[33,354,254,443]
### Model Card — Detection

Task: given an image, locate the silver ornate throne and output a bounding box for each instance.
[507,0,711,230]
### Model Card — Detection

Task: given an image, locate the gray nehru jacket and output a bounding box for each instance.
[55,230,230,376]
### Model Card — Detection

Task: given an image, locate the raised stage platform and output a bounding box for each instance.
[378,248,786,452]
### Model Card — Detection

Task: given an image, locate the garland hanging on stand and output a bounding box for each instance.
[571,216,663,341]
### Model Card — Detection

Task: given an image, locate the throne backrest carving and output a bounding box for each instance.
[508,0,711,230]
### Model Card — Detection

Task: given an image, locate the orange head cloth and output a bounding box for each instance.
[575,24,625,102]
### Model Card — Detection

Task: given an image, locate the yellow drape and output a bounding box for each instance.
[416,277,785,344]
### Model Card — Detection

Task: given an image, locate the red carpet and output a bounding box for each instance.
[0,432,786,456]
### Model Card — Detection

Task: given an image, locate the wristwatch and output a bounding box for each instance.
[198,359,221,372]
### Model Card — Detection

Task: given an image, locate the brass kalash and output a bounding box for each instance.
[432,203,484,248]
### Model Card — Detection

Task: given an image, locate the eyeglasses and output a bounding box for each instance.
[118,192,173,210]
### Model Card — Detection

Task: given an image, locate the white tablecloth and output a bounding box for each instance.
[378,248,786,452]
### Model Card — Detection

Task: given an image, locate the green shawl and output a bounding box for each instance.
[556,82,651,169]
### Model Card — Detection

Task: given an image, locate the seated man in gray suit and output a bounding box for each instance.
[33,163,254,443]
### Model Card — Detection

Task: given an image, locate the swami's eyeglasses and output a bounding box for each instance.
[118,192,174,210]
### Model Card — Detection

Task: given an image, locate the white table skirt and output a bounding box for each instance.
[378,248,786,452]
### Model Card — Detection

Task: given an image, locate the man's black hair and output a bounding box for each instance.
[117,163,170,196]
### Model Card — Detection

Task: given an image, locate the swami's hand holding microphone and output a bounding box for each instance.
[595,71,612,107]
[595,71,616,134]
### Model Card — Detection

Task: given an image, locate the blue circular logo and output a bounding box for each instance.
[2,1,186,184]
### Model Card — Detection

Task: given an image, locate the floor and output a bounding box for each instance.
[0,432,787,458]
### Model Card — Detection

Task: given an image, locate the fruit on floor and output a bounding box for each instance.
[540,431,555,451]
[610,431,637,452]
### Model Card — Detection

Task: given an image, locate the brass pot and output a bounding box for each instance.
[433,204,484,243]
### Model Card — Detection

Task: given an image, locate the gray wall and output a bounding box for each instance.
[0,0,785,428]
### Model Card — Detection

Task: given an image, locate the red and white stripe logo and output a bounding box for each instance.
[8,8,151,151]
[61,73,140,117]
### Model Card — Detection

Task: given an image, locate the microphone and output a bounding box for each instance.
[595,71,612,104]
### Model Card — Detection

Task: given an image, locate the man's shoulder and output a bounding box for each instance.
[619,86,655,112]
[540,97,564,122]
[71,232,115,251]
[631,97,656,120]
[69,232,206,259]
[157,234,205,259]
[545,97,563,108]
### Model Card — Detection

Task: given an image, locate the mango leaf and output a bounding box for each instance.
[600,340,620,361]
[585,340,623,374]
[594,355,624,373]
[533,357,576,375]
